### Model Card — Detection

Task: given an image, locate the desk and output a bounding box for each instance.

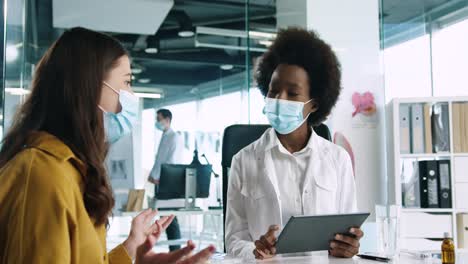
[211,253,447,264]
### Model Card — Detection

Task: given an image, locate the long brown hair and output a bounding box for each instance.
[0,27,128,225]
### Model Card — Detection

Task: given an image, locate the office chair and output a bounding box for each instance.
[221,124,331,252]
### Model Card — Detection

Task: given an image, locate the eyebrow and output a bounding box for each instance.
[284,81,302,89]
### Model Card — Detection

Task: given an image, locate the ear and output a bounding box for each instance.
[308,100,319,113]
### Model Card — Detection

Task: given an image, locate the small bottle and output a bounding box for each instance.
[442,232,455,264]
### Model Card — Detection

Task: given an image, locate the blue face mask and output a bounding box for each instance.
[155,121,165,131]
[99,82,139,144]
[263,97,313,135]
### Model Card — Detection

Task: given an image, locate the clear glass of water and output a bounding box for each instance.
[375,204,401,257]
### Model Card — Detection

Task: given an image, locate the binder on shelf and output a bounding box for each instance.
[453,103,462,153]
[460,103,468,153]
[437,160,452,208]
[419,160,439,208]
[399,104,411,154]
[423,104,433,154]
[411,104,425,153]
[432,103,450,153]
[402,160,420,208]
[457,214,468,248]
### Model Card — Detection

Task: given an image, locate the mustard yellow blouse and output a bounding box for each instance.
[0,131,132,264]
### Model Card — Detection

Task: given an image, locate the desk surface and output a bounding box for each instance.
[211,253,448,264]
[122,209,223,217]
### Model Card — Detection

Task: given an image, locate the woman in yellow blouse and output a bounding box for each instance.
[0,27,215,264]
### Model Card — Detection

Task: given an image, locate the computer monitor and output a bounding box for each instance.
[157,164,212,200]
[195,165,211,198]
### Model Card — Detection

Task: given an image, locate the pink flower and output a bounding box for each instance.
[352,92,376,117]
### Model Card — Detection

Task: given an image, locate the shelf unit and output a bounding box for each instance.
[388,96,468,250]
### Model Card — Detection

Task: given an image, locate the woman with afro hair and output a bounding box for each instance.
[225,27,363,259]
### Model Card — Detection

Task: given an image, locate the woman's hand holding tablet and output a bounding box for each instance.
[253,225,280,260]
[254,213,369,259]
[329,227,364,258]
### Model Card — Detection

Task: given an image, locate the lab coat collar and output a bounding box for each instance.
[262,127,317,154]
[269,130,315,156]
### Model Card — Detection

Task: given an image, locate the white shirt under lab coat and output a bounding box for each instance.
[225,128,358,259]
[271,130,312,225]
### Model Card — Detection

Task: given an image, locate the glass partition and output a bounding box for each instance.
[381,0,468,101]
[0,0,263,252]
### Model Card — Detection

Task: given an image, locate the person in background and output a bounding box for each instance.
[225,27,363,260]
[148,109,184,251]
[0,27,214,264]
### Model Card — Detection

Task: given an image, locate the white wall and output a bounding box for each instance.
[277,0,386,216]
[277,0,384,252]
[306,0,386,214]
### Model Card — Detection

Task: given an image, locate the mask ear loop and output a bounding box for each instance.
[103,81,120,94]
[101,81,124,113]
[300,99,315,127]
[98,105,107,113]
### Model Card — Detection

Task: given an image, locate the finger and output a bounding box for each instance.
[186,240,196,253]
[254,240,271,255]
[264,225,280,243]
[330,241,358,257]
[334,234,360,248]
[266,225,280,237]
[155,216,174,234]
[253,249,263,260]
[164,243,196,263]
[160,215,176,229]
[257,248,273,259]
[152,221,164,241]
[332,240,359,254]
[157,216,172,229]
[349,228,364,239]
[147,220,162,237]
[144,209,158,224]
[270,246,277,255]
[134,208,152,222]
[179,245,216,264]
[260,235,277,248]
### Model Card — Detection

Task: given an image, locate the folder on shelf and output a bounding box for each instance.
[423,104,433,154]
[400,104,411,154]
[411,104,425,153]
[453,103,462,153]
[419,160,439,208]
[402,160,420,208]
[432,104,450,153]
[437,160,452,208]
[457,214,468,248]
[463,103,468,152]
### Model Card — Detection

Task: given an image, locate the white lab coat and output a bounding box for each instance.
[225,128,358,259]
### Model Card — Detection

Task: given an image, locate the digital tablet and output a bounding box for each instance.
[276,212,370,254]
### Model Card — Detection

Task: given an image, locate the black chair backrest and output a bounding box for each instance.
[221,124,331,251]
